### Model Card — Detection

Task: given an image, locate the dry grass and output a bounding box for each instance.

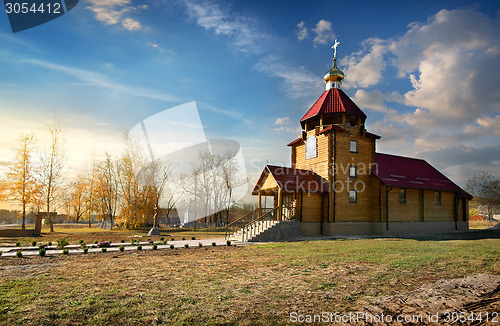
[0,236,499,325]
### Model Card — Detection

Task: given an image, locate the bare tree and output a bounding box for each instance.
[39,123,66,232]
[95,153,119,229]
[6,134,39,229]
[466,172,500,222]
[178,150,246,226]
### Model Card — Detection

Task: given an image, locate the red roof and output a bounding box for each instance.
[375,153,472,198]
[300,88,367,123]
[252,165,328,194]
[319,124,346,134]
[287,138,302,146]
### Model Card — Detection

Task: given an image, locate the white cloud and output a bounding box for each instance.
[183,0,269,55]
[254,55,323,99]
[343,38,388,88]
[296,21,308,41]
[24,59,184,103]
[274,117,290,125]
[312,20,335,47]
[122,18,141,31]
[344,8,500,182]
[86,0,147,30]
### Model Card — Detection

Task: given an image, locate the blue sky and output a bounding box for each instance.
[0,0,499,192]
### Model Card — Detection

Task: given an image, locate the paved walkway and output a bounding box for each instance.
[0,239,240,257]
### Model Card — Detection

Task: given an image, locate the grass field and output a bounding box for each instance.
[0,229,499,325]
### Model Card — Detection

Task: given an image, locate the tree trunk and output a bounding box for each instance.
[22,203,26,230]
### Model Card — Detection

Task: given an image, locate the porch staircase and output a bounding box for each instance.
[227,220,280,242]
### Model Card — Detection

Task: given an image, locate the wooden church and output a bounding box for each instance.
[252,44,472,236]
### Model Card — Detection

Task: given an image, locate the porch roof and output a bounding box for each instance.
[252,165,328,195]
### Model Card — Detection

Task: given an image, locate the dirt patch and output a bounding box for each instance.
[357,274,500,325]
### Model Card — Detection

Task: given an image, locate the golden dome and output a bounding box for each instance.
[324,58,344,84]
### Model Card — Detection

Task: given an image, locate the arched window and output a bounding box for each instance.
[305,135,317,159]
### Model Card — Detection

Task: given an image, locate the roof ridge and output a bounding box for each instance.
[376,152,426,162]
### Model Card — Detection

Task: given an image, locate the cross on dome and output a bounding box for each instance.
[331,39,340,59]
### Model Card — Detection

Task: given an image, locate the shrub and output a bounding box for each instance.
[57,237,70,249]
[39,248,46,257]
[137,245,142,251]
[120,239,125,243]
[147,238,150,241]
[0,250,3,256]
[169,244,174,249]
[31,241,37,246]
[38,244,46,249]
[48,241,52,246]
[212,242,216,247]
[96,241,111,248]
[152,244,158,250]
[160,237,164,241]
[184,244,189,249]
[16,250,22,258]
[15,242,21,247]
[62,249,69,255]
[94,240,98,244]
[171,238,174,241]
[226,240,231,246]
[119,245,125,252]
[163,240,168,245]
[101,248,107,253]
[182,237,185,240]
[79,239,84,244]
[191,236,195,240]
[198,242,202,247]
[80,242,86,249]
[83,248,88,254]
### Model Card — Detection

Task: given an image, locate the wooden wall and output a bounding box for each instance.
[293,129,330,180]
[300,192,327,223]
[380,186,458,222]
[331,126,377,222]
[260,172,278,192]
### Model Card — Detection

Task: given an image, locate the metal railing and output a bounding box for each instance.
[225,207,275,241]
[240,207,279,242]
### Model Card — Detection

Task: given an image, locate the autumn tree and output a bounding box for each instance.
[116,149,148,229]
[39,123,66,232]
[68,174,89,223]
[466,172,500,221]
[5,134,39,229]
[116,138,176,229]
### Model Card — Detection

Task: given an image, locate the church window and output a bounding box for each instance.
[349,166,357,178]
[399,189,406,203]
[305,136,317,159]
[350,140,358,153]
[435,191,441,205]
[349,190,357,203]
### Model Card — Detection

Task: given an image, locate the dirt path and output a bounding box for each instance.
[356,274,500,325]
